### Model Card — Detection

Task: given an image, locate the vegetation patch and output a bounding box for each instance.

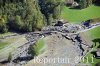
[34,38,45,55]
[0,42,8,49]
[61,5,100,23]
[0,33,21,50]
[87,27,100,39]
[0,32,14,36]
[29,38,45,56]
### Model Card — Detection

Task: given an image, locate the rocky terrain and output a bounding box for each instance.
[0,22,100,66]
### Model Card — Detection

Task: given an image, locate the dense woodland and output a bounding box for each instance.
[0,0,100,33]
[0,0,62,33]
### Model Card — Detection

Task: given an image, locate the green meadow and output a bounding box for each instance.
[61,5,100,23]
[88,27,100,39]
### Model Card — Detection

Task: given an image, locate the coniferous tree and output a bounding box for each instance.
[0,0,63,33]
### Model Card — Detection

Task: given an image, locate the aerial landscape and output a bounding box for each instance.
[0,0,100,66]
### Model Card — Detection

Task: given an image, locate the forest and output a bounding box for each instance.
[0,0,63,33]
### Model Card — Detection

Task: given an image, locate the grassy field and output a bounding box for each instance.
[0,32,15,36]
[0,42,8,49]
[81,27,100,66]
[61,5,100,23]
[0,35,27,60]
[0,32,19,50]
[0,38,18,50]
[87,26,100,39]
[33,38,45,55]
